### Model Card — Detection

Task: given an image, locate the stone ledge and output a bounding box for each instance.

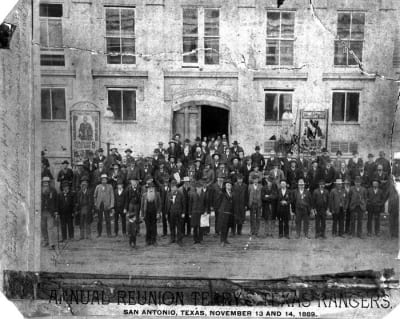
[145,0,164,6]
[41,69,76,77]
[92,70,148,78]
[164,71,239,79]
[322,73,376,81]
[253,72,308,81]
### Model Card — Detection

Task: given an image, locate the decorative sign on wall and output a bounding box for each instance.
[70,110,100,164]
[298,110,329,152]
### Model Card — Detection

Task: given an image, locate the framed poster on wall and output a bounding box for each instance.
[70,110,100,164]
[298,110,329,153]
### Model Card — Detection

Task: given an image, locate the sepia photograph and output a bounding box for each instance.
[1,0,400,318]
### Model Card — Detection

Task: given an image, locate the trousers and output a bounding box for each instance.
[97,202,111,236]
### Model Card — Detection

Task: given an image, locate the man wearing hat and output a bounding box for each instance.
[242,157,253,185]
[173,133,183,157]
[333,150,345,172]
[180,176,192,236]
[329,179,349,237]
[94,148,106,167]
[367,179,384,236]
[57,160,73,190]
[154,142,167,159]
[126,160,144,185]
[320,161,336,191]
[348,176,368,238]
[83,151,97,187]
[216,160,229,180]
[57,180,76,241]
[141,182,161,245]
[202,160,215,188]
[286,160,302,190]
[189,180,208,244]
[160,179,171,237]
[312,180,329,238]
[232,173,247,235]
[251,146,265,170]
[348,151,363,180]
[229,156,241,183]
[166,180,185,245]
[375,151,391,175]
[261,175,278,237]
[277,179,291,239]
[167,139,179,159]
[75,176,94,240]
[230,141,243,156]
[114,178,128,237]
[269,163,285,188]
[351,164,370,188]
[109,163,125,190]
[210,172,225,235]
[126,176,142,243]
[318,148,331,170]
[218,179,234,246]
[307,160,322,193]
[154,161,170,189]
[94,174,115,237]
[72,161,89,193]
[343,178,352,234]
[104,147,122,171]
[373,164,390,201]
[364,153,377,179]
[291,179,312,239]
[41,176,59,249]
[125,148,135,166]
[248,175,262,236]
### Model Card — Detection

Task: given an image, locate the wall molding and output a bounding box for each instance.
[164,71,238,79]
[92,70,148,78]
[322,73,376,81]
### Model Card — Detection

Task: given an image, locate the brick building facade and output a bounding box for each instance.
[37,0,400,170]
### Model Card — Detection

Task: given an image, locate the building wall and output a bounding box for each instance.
[39,0,400,171]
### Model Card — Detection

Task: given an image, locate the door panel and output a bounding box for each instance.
[173,112,185,137]
[173,105,200,141]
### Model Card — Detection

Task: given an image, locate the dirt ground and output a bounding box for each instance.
[41,215,399,279]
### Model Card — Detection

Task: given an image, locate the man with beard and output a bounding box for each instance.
[189,181,208,244]
[261,175,278,237]
[312,180,329,239]
[329,179,349,237]
[160,179,170,237]
[286,160,303,190]
[277,179,291,239]
[232,174,247,235]
[57,160,73,190]
[114,179,127,237]
[141,182,161,245]
[251,146,265,169]
[75,176,94,240]
[126,177,142,247]
[349,176,368,238]
[219,179,234,246]
[367,179,385,236]
[41,176,58,249]
[57,181,76,241]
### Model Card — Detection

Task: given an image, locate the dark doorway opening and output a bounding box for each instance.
[201,105,229,140]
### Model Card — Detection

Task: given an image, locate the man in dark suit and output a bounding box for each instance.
[367,179,385,236]
[75,176,94,240]
[292,179,312,238]
[83,151,97,189]
[232,174,248,235]
[126,177,142,244]
[114,179,127,237]
[286,160,303,190]
[180,176,192,236]
[230,141,244,156]
[251,146,265,170]
[57,160,74,190]
[94,148,106,167]
[210,173,225,235]
[329,179,349,237]
[349,176,368,238]
[41,176,58,249]
[373,164,390,201]
[375,151,391,175]
[57,181,75,241]
[189,181,208,244]
[307,161,322,193]
[261,175,278,237]
[312,180,329,238]
[167,180,185,245]
[277,179,291,239]
[160,179,170,237]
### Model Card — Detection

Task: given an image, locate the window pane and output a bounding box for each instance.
[121,9,135,35]
[40,20,48,46]
[334,40,347,65]
[108,91,122,120]
[48,19,63,47]
[106,37,121,64]
[123,91,136,121]
[279,94,292,120]
[183,8,198,36]
[280,40,293,65]
[183,37,198,63]
[52,89,66,120]
[351,13,365,40]
[281,12,294,38]
[337,13,350,39]
[204,37,219,65]
[332,92,345,121]
[106,8,120,35]
[265,94,278,121]
[40,4,63,17]
[348,41,363,65]
[41,89,51,120]
[267,12,280,38]
[40,54,65,66]
[346,93,359,122]
[266,40,279,65]
[121,38,135,64]
[204,9,219,36]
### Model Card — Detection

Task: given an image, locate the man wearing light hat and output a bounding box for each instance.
[291,178,312,239]
[248,175,262,236]
[189,180,208,244]
[312,180,329,239]
[180,176,192,236]
[367,179,384,236]
[94,174,115,237]
[41,176,58,249]
[75,176,94,240]
[329,179,348,237]
[348,176,368,238]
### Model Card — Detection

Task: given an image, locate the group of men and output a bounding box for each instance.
[40,134,399,250]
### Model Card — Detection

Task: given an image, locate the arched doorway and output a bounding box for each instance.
[172,103,229,141]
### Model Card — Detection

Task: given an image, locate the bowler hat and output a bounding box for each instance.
[212,152,220,159]
[158,141,163,145]
[125,148,132,154]
[255,145,260,151]
[335,179,343,184]
[98,148,104,152]
[231,155,239,162]
[169,155,176,160]
[168,140,177,144]
[81,176,89,184]
[354,176,362,183]
[232,141,239,145]
[117,178,124,185]
[371,178,380,184]
[224,178,233,186]
[113,163,120,168]
[368,153,374,158]
[62,160,69,165]
[61,180,70,187]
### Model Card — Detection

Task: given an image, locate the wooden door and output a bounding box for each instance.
[173,105,201,141]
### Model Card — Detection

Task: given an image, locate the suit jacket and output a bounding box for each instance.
[248,184,262,207]
[291,189,312,214]
[114,188,127,211]
[41,188,58,213]
[57,191,76,217]
[94,184,115,210]
[286,168,303,189]
[367,188,384,209]
[312,188,329,212]
[349,186,368,211]
[189,190,207,226]
[251,152,265,169]
[277,189,291,215]
[167,190,186,217]
[232,182,248,222]
[210,182,224,211]
[140,191,161,219]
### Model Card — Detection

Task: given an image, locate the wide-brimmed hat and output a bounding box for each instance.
[354,176,362,183]
[98,148,104,152]
[335,179,343,184]
[255,145,260,151]
[81,176,89,184]
[62,160,69,165]
[224,178,233,186]
[212,152,220,159]
[125,148,132,154]
[183,176,190,182]
[100,174,108,180]
[232,141,239,145]
[42,176,51,183]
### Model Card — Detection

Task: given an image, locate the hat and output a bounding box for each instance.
[312,160,318,165]
[145,175,153,182]
[265,175,274,183]
[255,145,260,151]
[310,151,317,156]
[195,181,203,188]
[174,133,181,137]
[335,179,343,184]
[169,140,177,144]
[117,178,124,185]
[76,161,84,166]
[183,176,190,182]
[147,182,155,188]
[321,147,328,152]
[111,147,118,151]
[290,159,297,165]
[98,148,104,152]
[298,179,306,185]
[125,148,132,154]
[158,141,163,145]
[81,176,89,184]
[336,150,343,156]
[231,155,239,162]
[169,155,176,160]
[113,163,120,168]
[237,173,244,179]
[61,180,70,187]
[232,141,239,145]
[42,176,51,183]
[62,160,69,165]
[212,152,220,159]
[354,176,362,183]
[195,137,201,142]
[318,180,325,185]
[100,174,108,180]
[224,178,233,186]
[371,178,380,184]
[368,153,374,158]
[184,138,191,144]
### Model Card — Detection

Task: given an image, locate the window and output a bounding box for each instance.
[266,11,295,66]
[105,7,135,64]
[182,8,219,66]
[41,88,66,120]
[108,89,136,121]
[334,12,365,66]
[332,91,359,122]
[265,91,293,121]
[39,3,64,66]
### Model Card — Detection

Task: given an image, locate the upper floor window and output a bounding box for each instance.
[39,3,64,66]
[108,89,136,121]
[334,12,365,66]
[41,88,66,120]
[265,90,293,121]
[332,91,359,122]
[105,7,135,64]
[182,7,220,66]
[266,11,295,66]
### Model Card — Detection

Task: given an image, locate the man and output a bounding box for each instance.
[83,151,97,189]
[92,161,107,187]
[41,176,58,249]
[125,149,135,166]
[109,163,125,189]
[249,164,263,185]
[375,151,391,175]
[57,160,73,190]
[72,162,88,192]
[337,161,350,185]
[296,152,309,174]
[348,151,363,178]
[277,151,289,176]
[167,180,185,245]
[160,179,170,237]
[114,178,127,237]
[104,148,122,171]
[232,174,247,235]
[277,179,291,239]
[57,181,75,241]
[94,148,106,166]
[248,176,262,236]
[352,163,370,188]
[291,179,312,239]
[189,181,208,244]
[333,150,345,172]
[373,164,390,201]
[367,179,384,236]
[41,161,53,180]
[154,142,167,159]
[286,160,303,190]
[329,179,348,237]
[78,116,93,140]
[126,160,144,185]
[312,180,329,238]
[219,179,234,246]
[211,152,221,176]
[210,173,225,235]
[261,175,278,237]
[318,148,331,170]
[180,176,192,236]
[251,146,265,170]
[241,157,253,185]
[173,133,183,157]
[230,141,243,156]
[126,177,142,241]
[364,153,377,178]
[343,179,352,234]
[321,161,336,191]
[141,182,161,246]
[216,160,229,180]
[348,176,368,238]
[75,176,94,240]
[307,161,322,193]
[202,160,215,188]
[229,156,241,183]
[167,140,179,159]
[94,174,115,237]
[191,137,202,159]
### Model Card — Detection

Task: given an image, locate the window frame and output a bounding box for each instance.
[41,87,67,121]
[265,10,295,66]
[264,90,294,122]
[331,90,360,123]
[334,11,365,67]
[104,6,136,65]
[107,88,137,122]
[182,7,220,67]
